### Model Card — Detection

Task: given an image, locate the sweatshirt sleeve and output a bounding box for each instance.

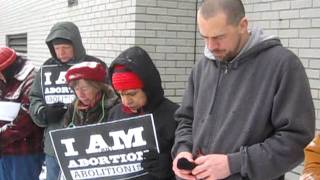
[172,70,195,156]
[229,52,315,179]
[29,69,48,127]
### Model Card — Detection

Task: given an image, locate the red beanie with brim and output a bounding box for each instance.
[112,65,144,91]
[0,47,17,71]
[65,61,106,84]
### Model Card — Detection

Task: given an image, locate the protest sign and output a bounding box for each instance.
[41,64,75,104]
[50,114,159,180]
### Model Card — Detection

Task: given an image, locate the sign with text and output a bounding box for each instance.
[41,65,75,105]
[50,114,159,180]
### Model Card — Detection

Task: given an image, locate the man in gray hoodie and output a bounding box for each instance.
[29,21,106,180]
[172,0,315,179]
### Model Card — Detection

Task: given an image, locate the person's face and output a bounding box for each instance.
[117,89,147,113]
[53,44,74,63]
[73,79,100,106]
[197,11,248,62]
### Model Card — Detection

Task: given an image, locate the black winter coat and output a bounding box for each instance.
[108,46,179,180]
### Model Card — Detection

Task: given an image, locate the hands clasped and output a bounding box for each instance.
[173,151,231,180]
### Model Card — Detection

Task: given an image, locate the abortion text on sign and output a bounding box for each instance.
[50,114,159,180]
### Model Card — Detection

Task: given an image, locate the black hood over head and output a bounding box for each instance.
[109,46,165,112]
[46,21,86,62]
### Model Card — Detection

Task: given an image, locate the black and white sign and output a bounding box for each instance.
[50,114,159,180]
[41,65,75,104]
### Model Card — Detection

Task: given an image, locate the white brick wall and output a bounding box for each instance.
[0,0,137,68]
[0,0,196,103]
[134,0,196,102]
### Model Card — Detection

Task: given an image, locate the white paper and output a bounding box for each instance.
[0,101,21,122]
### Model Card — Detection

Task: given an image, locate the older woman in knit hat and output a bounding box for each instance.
[63,61,118,127]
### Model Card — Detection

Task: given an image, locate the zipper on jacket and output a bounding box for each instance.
[208,61,231,115]
[223,62,230,74]
[204,62,230,151]
[208,62,226,114]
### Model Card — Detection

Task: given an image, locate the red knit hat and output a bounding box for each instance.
[65,62,106,84]
[112,65,144,91]
[0,47,17,71]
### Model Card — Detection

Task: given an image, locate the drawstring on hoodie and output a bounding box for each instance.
[220,61,230,74]
[224,63,229,74]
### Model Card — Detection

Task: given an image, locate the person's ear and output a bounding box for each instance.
[239,17,248,34]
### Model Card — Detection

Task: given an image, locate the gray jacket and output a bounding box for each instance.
[172,28,315,179]
[29,22,106,156]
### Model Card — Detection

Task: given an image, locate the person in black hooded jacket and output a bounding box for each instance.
[108,46,179,180]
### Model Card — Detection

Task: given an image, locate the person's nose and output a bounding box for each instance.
[207,38,218,51]
[56,49,65,58]
[76,89,85,98]
[121,96,131,106]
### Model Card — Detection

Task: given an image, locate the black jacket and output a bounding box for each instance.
[108,46,179,180]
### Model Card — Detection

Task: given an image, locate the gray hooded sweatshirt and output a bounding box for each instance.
[172,27,315,180]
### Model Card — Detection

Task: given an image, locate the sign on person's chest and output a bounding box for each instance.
[50,114,159,180]
[41,64,75,104]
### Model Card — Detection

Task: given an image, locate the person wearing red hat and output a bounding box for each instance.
[63,61,118,127]
[108,46,179,180]
[0,46,16,72]
[0,46,44,180]
[28,22,106,180]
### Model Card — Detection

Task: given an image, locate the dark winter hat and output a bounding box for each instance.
[51,38,72,45]
[65,61,106,84]
[112,65,144,91]
[0,46,17,71]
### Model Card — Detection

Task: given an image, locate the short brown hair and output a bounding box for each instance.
[199,0,245,25]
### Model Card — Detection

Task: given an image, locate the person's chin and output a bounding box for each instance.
[60,58,72,63]
[80,100,90,105]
